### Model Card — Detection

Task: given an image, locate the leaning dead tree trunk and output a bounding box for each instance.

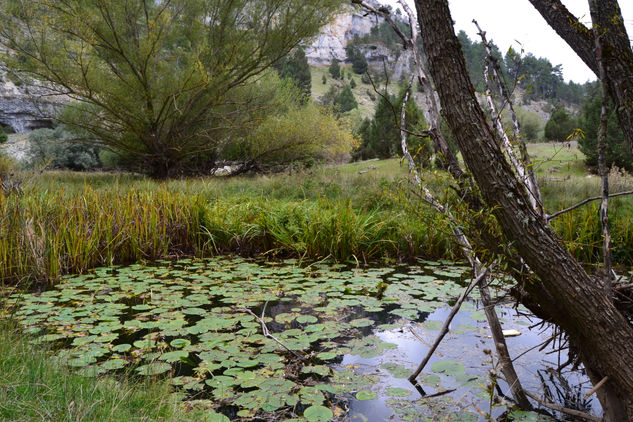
[474,20,544,217]
[413,0,633,419]
[528,0,633,153]
[398,82,532,410]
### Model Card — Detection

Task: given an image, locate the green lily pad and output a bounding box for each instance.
[385,387,413,398]
[136,362,171,376]
[355,390,377,400]
[431,360,466,376]
[303,405,333,422]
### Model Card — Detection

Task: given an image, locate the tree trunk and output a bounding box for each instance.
[413,0,633,419]
[527,0,633,152]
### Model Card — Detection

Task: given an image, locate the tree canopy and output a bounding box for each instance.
[0,0,342,178]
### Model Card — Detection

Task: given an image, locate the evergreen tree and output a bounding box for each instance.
[322,75,327,84]
[544,105,576,142]
[346,44,368,75]
[350,78,356,89]
[277,48,312,100]
[336,85,358,113]
[579,94,633,172]
[328,59,341,79]
[355,87,431,162]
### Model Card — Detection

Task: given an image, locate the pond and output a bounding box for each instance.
[5,257,599,421]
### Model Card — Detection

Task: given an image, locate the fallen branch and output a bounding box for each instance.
[546,190,633,221]
[524,390,601,422]
[583,376,609,400]
[236,302,304,359]
[408,270,487,381]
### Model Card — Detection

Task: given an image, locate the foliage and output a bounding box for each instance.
[353,19,410,52]
[458,30,506,92]
[346,44,368,75]
[224,104,358,169]
[276,48,312,101]
[350,78,357,89]
[0,321,201,422]
[0,0,342,178]
[0,153,15,181]
[0,129,7,144]
[544,105,577,142]
[322,75,327,84]
[578,93,633,172]
[29,126,100,171]
[336,85,358,113]
[515,107,544,141]
[328,59,341,80]
[354,88,432,165]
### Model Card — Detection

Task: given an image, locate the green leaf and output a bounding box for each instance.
[303,405,333,422]
[385,387,412,397]
[431,360,466,376]
[136,362,171,376]
[355,390,377,400]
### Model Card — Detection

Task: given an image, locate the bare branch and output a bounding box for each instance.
[546,190,633,221]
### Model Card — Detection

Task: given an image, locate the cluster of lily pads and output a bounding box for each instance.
[7,257,493,421]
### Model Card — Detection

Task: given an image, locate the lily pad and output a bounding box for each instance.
[136,362,171,376]
[385,387,413,398]
[355,390,377,400]
[303,405,333,422]
[431,360,466,376]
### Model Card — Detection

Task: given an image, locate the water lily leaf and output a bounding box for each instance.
[303,405,333,422]
[349,318,374,328]
[301,365,331,376]
[169,338,191,349]
[112,343,131,353]
[385,387,413,398]
[455,374,484,388]
[380,362,412,378]
[160,350,189,363]
[431,360,466,376]
[417,373,441,387]
[68,356,96,367]
[423,320,443,330]
[296,315,318,324]
[102,359,127,370]
[316,351,337,360]
[355,390,377,400]
[136,362,171,375]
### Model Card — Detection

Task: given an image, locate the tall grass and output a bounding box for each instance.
[0,187,207,286]
[0,320,202,422]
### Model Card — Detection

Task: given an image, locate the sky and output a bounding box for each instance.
[382,0,633,83]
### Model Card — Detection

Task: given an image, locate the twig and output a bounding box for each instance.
[408,270,487,381]
[524,390,601,422]
[583,376,609,400]
[236,302,304,359]
[546,190,633,221]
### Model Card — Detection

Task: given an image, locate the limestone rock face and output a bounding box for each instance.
[0,66,64,133]
[305,5,382,65]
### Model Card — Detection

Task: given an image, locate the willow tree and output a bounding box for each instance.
[0,0,341,178]
[413,0,633,419]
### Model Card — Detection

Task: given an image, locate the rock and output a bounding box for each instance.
[0,66,66,133]
[305,5,382,65]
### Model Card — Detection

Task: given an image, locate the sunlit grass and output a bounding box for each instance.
[0,320,202,422]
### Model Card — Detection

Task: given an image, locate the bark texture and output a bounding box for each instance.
[528,0,633,152]
[414,0,633,419]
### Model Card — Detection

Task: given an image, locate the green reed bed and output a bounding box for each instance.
[0,187,208,286]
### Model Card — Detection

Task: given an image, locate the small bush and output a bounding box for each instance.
[228,104,358,169]
[0,130,7,144]
[29,125,100,170]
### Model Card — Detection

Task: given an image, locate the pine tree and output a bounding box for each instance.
[328,59,341,79]
[544,105,576,142]
[346,44,368,75]
[336,85,358,113]
[277,48,312,100]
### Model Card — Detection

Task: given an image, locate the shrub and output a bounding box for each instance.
[28,126,100,170]
[544,105,576,142]
[350,78,357,89]
[0,130,7,144]
[328,59,341,80]
[227,104,358,169]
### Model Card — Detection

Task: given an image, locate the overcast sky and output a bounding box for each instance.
[382,0,633,83]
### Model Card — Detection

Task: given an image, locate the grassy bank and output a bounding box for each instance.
[2,143,633,286]
[0,320,203,422]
